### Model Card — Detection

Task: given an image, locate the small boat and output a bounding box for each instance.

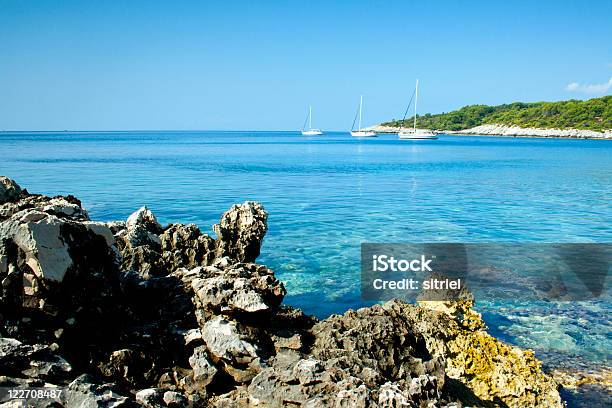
[301,106,323,136]
[351,96,377,137]
[398,79,438,140]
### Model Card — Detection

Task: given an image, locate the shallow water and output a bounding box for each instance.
[1,131,610,380]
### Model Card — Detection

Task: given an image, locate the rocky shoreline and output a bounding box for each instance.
[368,124,612,139]
[0,176,567,407]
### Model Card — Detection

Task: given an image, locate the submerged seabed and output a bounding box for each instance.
[1,130,610,401]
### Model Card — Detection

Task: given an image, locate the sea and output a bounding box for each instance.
[1,131,610,405]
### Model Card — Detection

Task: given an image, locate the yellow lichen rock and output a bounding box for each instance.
[386,300,563,407]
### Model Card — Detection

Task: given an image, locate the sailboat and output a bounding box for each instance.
[398,79,438,140]
[301,106,323,136]
[350,96,377,137]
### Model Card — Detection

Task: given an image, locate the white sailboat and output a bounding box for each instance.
[301,106,323,136]
[398,79,438,140]
[350,96,377,137]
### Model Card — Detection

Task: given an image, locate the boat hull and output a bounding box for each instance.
[398,132,438,140]
[351,131,377,137]
[302,130,324,136]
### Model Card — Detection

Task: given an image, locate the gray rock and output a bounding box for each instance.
[202,317,259,362]
[0,178,563,408]
[311,303,445,391]
[126,206,162,234]
[115,207,165,277]
[41,197,88,219]
[160,223,216,272]
[191,263,285,317]
[162,391,188,407]
[0,210,116,283]
[123,208,162,249]
[135,388,163,408]
[214,201,268,263]
[65,374,129,407]
[292,358,324,385]
[201,316,265,382]
[0,177,23,204]
[188,345,218,386]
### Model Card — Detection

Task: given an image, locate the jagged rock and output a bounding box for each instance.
[123,207,162,249]
[119,244,162,278]
[201,316,267,382]
[97,349,157,389]
[115,207,165,278]
[0,177,24,204]
[0,209,116,284]
[160,224,216,272]
[0,178,565,408]
[163,390,189,407]
[191,263,285,318]
[384,300,563,408]
[214,201,268,263]
[41,196,89,219]
[311,304,445,389]
[135,388,164,408]
[66,374,129,407]
[126,206,162,234]
[0,338,72,383]
[417,273,485,331]
[188,345,218,386]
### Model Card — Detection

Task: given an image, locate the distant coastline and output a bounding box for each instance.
[367,124,612,139]
[379,95,611,139]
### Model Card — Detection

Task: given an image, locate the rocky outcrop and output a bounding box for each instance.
[452,124,612,139]
[0,177,24,204]
[366,124,612,139]
[0,176,564,407]
[214,201,268,263]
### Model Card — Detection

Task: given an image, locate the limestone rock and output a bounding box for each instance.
[160,223,216,271]
[214,201,268,263]
[191,262,285,318]
[383,300,563,408]
[0,178,565,408]
[126,206,162,234]
[114,207,164,277]
[163,390,189,407]
[311,304,445,389]
[0,177,24,204]
[201,316,267,382]
[135,388,164,408]
[188,345,218,386]
[0,209,116,283]
[41,196,89,219]
[66,374,129,407]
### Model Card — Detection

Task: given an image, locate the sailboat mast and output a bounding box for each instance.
[309,106,312,130]
[358,95,363,131]
[414,79,418,132]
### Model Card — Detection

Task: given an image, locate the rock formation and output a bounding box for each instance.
[365,124,612,139]
[0,176,563,407]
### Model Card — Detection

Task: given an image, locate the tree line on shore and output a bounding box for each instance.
[383,96,611,131]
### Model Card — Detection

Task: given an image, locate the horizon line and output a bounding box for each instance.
[0,129,357,133]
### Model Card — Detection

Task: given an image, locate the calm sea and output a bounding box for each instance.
[1,131,610,401]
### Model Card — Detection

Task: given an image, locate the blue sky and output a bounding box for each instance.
[1,0,611,131]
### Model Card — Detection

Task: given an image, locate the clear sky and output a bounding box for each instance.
[1,0,611,131]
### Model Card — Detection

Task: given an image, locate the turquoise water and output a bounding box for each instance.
[1,131,610,375]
